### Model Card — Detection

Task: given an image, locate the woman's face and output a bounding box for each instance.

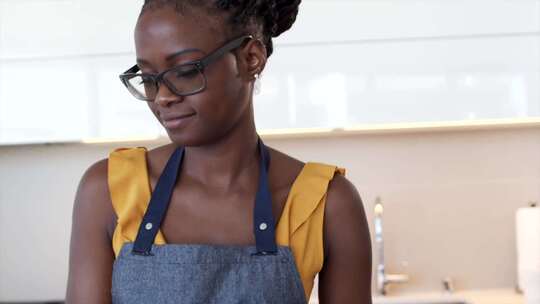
[134,7,261,146]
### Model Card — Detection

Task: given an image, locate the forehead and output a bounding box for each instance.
[134,7,227,60]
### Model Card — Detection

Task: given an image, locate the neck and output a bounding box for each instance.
[180,112,261,193]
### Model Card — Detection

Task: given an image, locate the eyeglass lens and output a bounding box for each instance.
[126,64,205,100]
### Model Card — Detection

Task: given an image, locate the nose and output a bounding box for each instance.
[154,82,183,107]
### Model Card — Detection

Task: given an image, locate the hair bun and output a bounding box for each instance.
[271,0,301,37]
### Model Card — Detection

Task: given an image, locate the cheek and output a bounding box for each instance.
[197,62,247,126]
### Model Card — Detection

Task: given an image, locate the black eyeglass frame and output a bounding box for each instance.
[119,34,254,101]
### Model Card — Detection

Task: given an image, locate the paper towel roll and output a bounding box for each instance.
[516,206,540,295]
[522,268,540,304]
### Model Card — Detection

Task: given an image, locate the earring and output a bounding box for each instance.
[254,73,261,95]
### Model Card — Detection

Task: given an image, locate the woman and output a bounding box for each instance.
[66,1,372,303]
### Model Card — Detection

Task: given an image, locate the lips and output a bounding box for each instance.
[160,112,196,129]
[160,112,196,121]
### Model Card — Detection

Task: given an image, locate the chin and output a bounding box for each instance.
[166,126,235,148]
[165,131,197,147]
[164,128,213,147]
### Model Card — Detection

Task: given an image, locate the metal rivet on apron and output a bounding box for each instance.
[259,222,268,231]
[145,222,153,230]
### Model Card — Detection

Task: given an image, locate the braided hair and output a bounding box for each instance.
[140,0,301,58]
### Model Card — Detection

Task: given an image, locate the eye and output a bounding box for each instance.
[175,65,200,78]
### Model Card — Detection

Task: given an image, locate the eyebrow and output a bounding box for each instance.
[136,48,205,65]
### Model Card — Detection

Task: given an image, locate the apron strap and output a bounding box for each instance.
[252,137,278,255]
[132,147,184,255]
[131,136,277,256]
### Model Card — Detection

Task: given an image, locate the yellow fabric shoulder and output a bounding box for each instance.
[274,160,346,299]
[107,147,167,254]
[108,147,346,301]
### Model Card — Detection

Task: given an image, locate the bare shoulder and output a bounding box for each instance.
[80,158,108,185]
[74,158,116,239]
[325,174,365,221]
[318,172,373,303]
[144,143,178,177]
[267,146,304,170]
[77,158,109,204]
[266,146,305,187]
[66,158,116,303]
[323,173,369,257]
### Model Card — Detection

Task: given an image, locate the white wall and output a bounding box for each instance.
[1,126,539,301]
[1,0,539,144]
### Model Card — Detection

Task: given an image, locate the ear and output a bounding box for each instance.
[236,38,267,81]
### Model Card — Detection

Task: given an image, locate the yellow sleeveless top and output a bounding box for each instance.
[108,147,346,300]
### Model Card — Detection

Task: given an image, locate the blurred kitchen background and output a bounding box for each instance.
[0,0,539,303]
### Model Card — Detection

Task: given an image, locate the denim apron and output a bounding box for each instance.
[111,137,307,303]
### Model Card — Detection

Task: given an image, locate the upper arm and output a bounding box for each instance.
[318,174,373,304]
[65,158,115,304]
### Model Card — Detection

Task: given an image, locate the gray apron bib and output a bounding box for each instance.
[111,137,308,303]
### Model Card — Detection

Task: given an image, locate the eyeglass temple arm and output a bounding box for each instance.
[122,64,140,74]
[199,35,253,68]
[120,35,252,75]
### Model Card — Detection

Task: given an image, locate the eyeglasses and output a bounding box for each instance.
[119,34,253,102]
